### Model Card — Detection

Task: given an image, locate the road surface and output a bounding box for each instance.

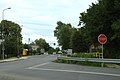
[0,55,120,80]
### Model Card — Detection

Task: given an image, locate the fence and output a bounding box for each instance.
[57,56,120,63]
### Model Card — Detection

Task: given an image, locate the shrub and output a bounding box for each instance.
[70,53,96,58]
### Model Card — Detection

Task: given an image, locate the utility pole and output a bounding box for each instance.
[2,7,11,59]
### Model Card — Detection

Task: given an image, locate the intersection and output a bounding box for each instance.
[0,55,120,80]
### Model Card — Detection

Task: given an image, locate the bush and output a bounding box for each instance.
[32,50,37,55]
[70,53,96,58]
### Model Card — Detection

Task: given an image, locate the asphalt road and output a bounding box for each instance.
[0,55,120,80]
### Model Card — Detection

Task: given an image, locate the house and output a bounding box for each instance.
[89,43,101,53]
[30,44,39,51]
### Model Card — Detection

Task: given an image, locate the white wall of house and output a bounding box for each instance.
[31,45,39,51]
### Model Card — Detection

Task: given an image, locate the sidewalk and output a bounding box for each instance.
[0,56,28,63]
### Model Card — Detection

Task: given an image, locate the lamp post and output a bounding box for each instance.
[2,7,11,20]
[2,7,11,59]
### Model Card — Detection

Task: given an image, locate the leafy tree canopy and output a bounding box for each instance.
[78,0,120,58]
[54,21,73,50]
[35,38,50,51]
[0,20,22,58]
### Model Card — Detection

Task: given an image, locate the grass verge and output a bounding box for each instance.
[54,59,106,67]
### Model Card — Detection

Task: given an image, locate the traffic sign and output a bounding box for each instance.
[98,34,107,59]
[98,34,107,44]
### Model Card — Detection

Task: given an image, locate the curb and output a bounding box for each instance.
[0,57,28,63]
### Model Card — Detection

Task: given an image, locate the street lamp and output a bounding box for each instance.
[2,7,11,20]
[2,7,11,59]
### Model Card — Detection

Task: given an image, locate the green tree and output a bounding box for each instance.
[35,38,50,52]
[54,21,73,50]
[48,47,55,54]
[55,47,60,54]
[78,0,120,58]
[70,28,88,53]
[0,20,22,58]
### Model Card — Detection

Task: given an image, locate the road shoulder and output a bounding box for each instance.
[0,56,28,63]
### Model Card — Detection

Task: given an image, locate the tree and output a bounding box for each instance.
[54,21,73,50]
[55,47,60,54]
[70,28,88,53]
[78,0,120,58]
[0,20,22,58]
[35,38,50,52]
[48,47,55,54]
[111,20,120,40]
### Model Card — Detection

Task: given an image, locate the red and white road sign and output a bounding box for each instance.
[98,34,107,44]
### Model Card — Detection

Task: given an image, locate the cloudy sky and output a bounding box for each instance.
[0,0,97,47]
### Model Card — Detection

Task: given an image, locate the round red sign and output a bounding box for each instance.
[98,34,107,44]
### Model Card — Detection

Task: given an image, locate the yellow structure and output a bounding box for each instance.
[22,49,27,56]
[96,52,103,58]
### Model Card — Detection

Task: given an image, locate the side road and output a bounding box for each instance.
[0,56,28,63]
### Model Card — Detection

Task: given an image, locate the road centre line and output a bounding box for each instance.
[27,67,120,77]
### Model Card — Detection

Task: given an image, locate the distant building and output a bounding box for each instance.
[89,43,101,53]
[30,44,39,51]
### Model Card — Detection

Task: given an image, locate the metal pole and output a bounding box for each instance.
[1,7,11,59]
[101,44,104,67]
[17,27,19,58]
[102,44,103,59]
[2,9,5,59]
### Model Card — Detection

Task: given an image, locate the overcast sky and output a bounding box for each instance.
[0,0,97,47]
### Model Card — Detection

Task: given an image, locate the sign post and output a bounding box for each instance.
[98,34,107,59]
[102,44,103,59]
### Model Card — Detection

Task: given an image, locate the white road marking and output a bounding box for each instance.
[27,67,120,77]
[26,62,120,77]
[27,62,49,69]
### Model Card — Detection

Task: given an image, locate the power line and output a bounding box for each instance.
[18,21,54,26]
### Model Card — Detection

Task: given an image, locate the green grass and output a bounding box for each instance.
[54,59,106,67]
[54,52,105,67]
[68,52,98,58]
